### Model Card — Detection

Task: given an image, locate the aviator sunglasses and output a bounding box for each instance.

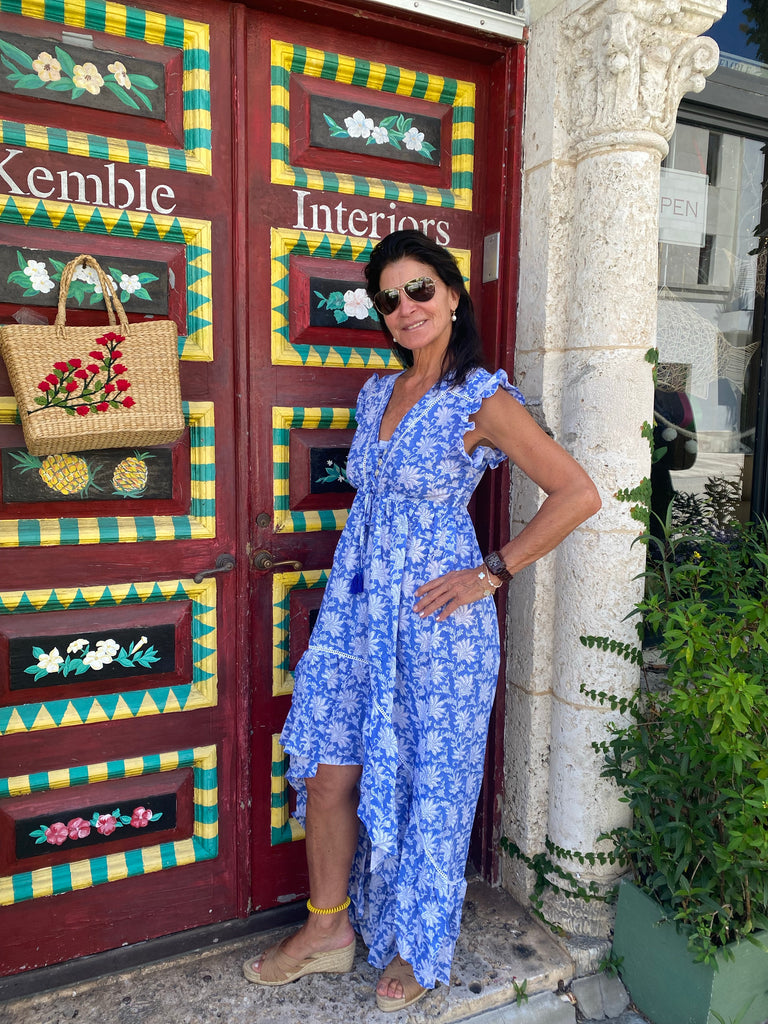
[372,276,436,316]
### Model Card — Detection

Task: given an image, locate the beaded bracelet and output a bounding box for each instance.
[307,895,351,915]
[477,568,501,598]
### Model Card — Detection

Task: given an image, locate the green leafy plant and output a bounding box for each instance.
[586,504,768,965]
[503,480,768,968]
[597,949,624,977]
[511,977,529,1005]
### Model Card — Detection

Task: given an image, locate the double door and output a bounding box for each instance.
[0,0,521,973]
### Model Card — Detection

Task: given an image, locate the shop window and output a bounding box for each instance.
[654,121,767,532]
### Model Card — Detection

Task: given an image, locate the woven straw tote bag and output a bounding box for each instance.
[0,254,184,456]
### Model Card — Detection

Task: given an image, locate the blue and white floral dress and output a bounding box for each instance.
[281,367,524,988]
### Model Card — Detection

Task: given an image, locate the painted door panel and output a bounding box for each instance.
[0,0,240,974]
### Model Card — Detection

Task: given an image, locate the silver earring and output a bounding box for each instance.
[451,310,457,322]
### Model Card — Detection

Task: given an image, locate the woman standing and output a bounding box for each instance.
[244,230,601,1010]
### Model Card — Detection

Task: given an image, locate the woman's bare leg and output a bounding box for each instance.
[254,763,361,965]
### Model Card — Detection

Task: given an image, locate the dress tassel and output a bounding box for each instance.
[350,571,365,594]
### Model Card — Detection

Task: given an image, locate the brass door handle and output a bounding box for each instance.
[251,549,303,572]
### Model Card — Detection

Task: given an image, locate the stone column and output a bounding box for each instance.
[502,0,723,948]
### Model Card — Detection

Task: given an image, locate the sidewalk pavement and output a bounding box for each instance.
[0,876,649,1024]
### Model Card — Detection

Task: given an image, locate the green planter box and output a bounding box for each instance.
[612,880,768,1024]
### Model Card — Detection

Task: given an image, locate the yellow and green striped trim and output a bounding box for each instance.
[0,194,213,361]
[272,568,330,697]
[271,40,474,209]
[272,405,356,533]
[271,226,399,369]
[0,0,211,174]
[0,745,217,905]
[271,734,304,846]
[0,400,215,547]
[0,575,218,736]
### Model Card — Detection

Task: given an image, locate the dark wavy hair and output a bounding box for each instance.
[364,230,486,386]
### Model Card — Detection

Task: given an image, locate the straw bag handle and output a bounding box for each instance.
[55,255,130,340]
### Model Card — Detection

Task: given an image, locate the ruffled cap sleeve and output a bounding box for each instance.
[462,368,525,469]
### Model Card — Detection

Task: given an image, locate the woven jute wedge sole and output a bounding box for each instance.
[243,936,355,986]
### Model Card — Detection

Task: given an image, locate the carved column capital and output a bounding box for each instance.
[563,0,724,157]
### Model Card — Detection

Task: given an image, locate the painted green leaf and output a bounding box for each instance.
[333,309,348,324]
[130,86,153,112]
[54,45,74,77]
[71,86,85,100]
[44,78,75,92]
[133,287,151,301]
[14,74,46,89]
[0,55,21,76]
[379,115,399,128]
[150,812,163,821]
[0,38,35,69]
[32,646,45,658]
[103,78,140,110]
[129,74,158,90]
[138,273,158,284]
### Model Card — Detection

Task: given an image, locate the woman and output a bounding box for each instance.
[243,230,601,1010]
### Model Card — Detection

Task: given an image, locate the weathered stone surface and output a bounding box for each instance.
[0,878,574,1024]
[503,0,725,941]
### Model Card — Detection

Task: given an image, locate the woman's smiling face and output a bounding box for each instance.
[378,258,458,362]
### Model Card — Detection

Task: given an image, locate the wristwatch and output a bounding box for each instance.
[484,550,513,583]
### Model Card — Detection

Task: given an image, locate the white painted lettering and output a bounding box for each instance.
[293,189,311,229]
[27,166,55,199]
[312,204,333,233]
[369,211,386,239]
[136,167,149,212]
[334,201,348,235]
[291,187,453,245]
[116,175,134,209]
[58,170,87,204]
[0,149,24,194]
[151,183,177,214]
[0,150,176,214]
[347,208,368,236]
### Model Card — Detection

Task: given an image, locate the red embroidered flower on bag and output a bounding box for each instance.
[30,332,135,419]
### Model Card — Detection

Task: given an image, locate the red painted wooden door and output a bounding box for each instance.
[0,0,241,973]
[0,0,521,973]
[241,7,523,905]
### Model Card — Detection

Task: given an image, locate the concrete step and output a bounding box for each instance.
[0,877,577,1024]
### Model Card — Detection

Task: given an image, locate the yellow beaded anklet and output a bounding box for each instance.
[306,896,351,915]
